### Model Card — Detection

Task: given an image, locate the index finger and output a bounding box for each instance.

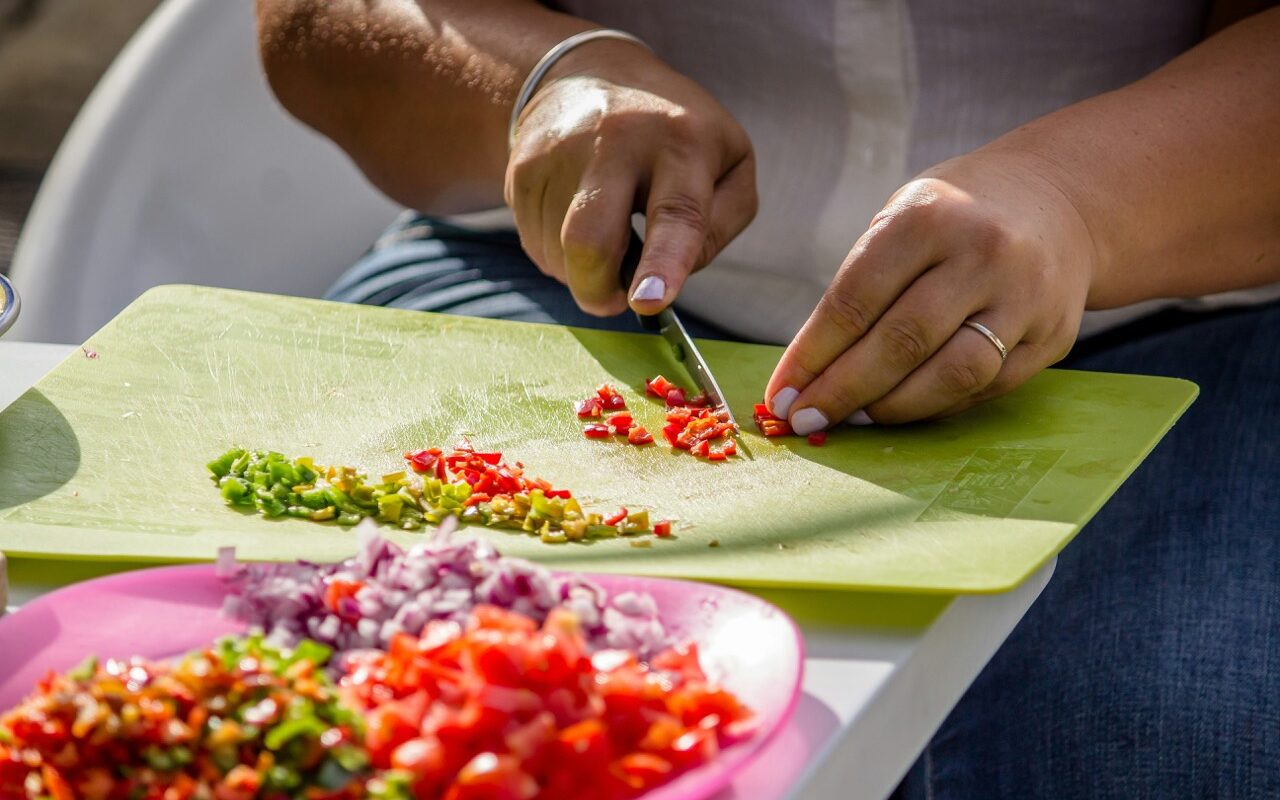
[764,213,941,418]
[627,151,717,313]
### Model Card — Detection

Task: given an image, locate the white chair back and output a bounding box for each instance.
[8,0,400,343]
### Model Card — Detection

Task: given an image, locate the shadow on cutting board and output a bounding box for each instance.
[0,389,80,510]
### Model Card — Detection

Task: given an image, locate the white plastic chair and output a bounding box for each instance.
[7,0,401,343]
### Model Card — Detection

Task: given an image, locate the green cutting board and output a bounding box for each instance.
[0,285,1195,593]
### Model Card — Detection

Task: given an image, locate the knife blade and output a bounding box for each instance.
[618,232,740,431]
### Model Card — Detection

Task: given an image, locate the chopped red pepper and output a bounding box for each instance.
[576,397,604,418]
[653,520,673,537]
[760,419,792,437]
[405,448,441,474]
[628,426,654,445]
[606,412,635,435]
[583,424,611,439]
[807,431,827,446]
[596,383,628,410]
[604,507,629,527]
[665,387,687,407]
[646,375,678,399]
[753,404,794,437]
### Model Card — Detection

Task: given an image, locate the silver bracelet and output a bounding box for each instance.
[507,28,651,150]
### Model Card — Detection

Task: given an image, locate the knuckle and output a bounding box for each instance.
[937,359,988,396]
[818,290,877,339]
[879,316,932,367]
[815,377,861,417]
[967,217,1015,258]
[666,111,711,149]
[650,192,710,235]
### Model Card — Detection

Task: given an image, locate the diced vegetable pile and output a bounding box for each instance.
[342,604,755,800]
[0,636,381,800]
[2,533,756,800]
[219,522,669,666]
[208,443,669,543]
[577,380,739,461]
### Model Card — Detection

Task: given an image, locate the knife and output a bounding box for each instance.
[618,232,740,433]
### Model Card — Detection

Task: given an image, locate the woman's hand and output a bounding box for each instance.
[506,41,756,317]
[766,150,1098,432]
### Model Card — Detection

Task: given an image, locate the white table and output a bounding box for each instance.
[0,340,1053,800]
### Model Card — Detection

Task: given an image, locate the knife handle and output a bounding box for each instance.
[618,230,661,332]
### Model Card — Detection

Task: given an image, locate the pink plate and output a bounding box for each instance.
[0,565,803,800]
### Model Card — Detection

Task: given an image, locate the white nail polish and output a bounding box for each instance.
[630,275,666,302]
[846,409,874,426]
[769,387,799,419]
[790,408,829,436]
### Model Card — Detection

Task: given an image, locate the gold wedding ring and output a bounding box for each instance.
[962,320,1008,363]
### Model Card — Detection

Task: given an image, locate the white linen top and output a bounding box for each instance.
[495,1,1280,342]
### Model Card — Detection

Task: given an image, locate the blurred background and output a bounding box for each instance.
[0,0,158,273]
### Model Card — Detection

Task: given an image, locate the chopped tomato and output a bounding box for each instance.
[341,605,754,800]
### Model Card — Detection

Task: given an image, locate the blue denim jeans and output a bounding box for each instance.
[329,214,1280,798]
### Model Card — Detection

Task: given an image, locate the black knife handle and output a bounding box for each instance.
[618,230,661,332]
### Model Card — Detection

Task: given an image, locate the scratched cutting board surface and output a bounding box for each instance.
[0,285,1196,593]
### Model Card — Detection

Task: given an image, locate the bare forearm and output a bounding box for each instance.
[255,0,592,212]
[977,8,1280,308]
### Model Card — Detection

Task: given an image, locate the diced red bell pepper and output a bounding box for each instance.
[646,375,678,399]
[545,489,572,499]
[653,520,672,537]
[665,387,687,408]
[576,397,604,418]
[692,440,711,458]
[604,508,629,527]
[597,384,628,410]
[807,431,827,446]
[707,449,727,462]
[405,449,439,474]
[628,426,654,445]
[583,424,611,439]
[464,492,492,507]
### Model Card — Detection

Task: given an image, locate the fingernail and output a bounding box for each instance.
[790,408,829,436]
[846,410,874,426]
[769,387,799,419]
[630,275,666,302]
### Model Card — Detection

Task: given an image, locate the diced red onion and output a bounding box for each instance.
[219,519,669,665]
